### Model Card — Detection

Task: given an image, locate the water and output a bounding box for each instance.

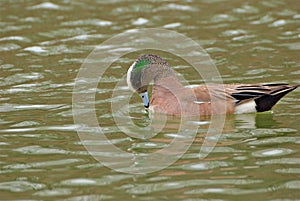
[1,0,300,200]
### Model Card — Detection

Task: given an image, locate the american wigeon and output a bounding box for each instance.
[127,54,299,116]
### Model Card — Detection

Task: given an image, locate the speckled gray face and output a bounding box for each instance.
[127,57,152,92]
[127,54,169,92]
[127,54,171,108]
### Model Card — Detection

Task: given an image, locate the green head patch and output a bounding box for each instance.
[130,58,151,92]
[134,58,151,70]
[129,54,168,92]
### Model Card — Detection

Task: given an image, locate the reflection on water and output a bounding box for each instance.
[1,0,300,200]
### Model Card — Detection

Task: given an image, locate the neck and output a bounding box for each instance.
[154,76,184,90]
[144,64,177,84]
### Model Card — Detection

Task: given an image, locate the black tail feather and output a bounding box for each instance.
[255,85,299,112]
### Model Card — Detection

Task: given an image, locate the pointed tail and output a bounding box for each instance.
[255,84,299,112]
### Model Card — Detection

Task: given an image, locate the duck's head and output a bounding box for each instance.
[126,54,172,109]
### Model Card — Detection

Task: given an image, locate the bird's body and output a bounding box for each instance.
[127,54,299,116]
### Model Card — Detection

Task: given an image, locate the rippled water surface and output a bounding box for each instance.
[1,0,300,200]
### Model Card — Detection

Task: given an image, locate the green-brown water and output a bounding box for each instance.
[1,1,299,200]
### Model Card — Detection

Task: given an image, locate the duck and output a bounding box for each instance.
[126,54,299,116]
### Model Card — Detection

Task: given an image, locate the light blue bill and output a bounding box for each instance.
[139,91,149,108]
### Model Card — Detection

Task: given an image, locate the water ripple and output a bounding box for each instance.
[124,179,262,195]
[0,181,45,192]
[33,188,72,197]
[3,159,84,170]
[252,148,294,157]
[30,2,62,10]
